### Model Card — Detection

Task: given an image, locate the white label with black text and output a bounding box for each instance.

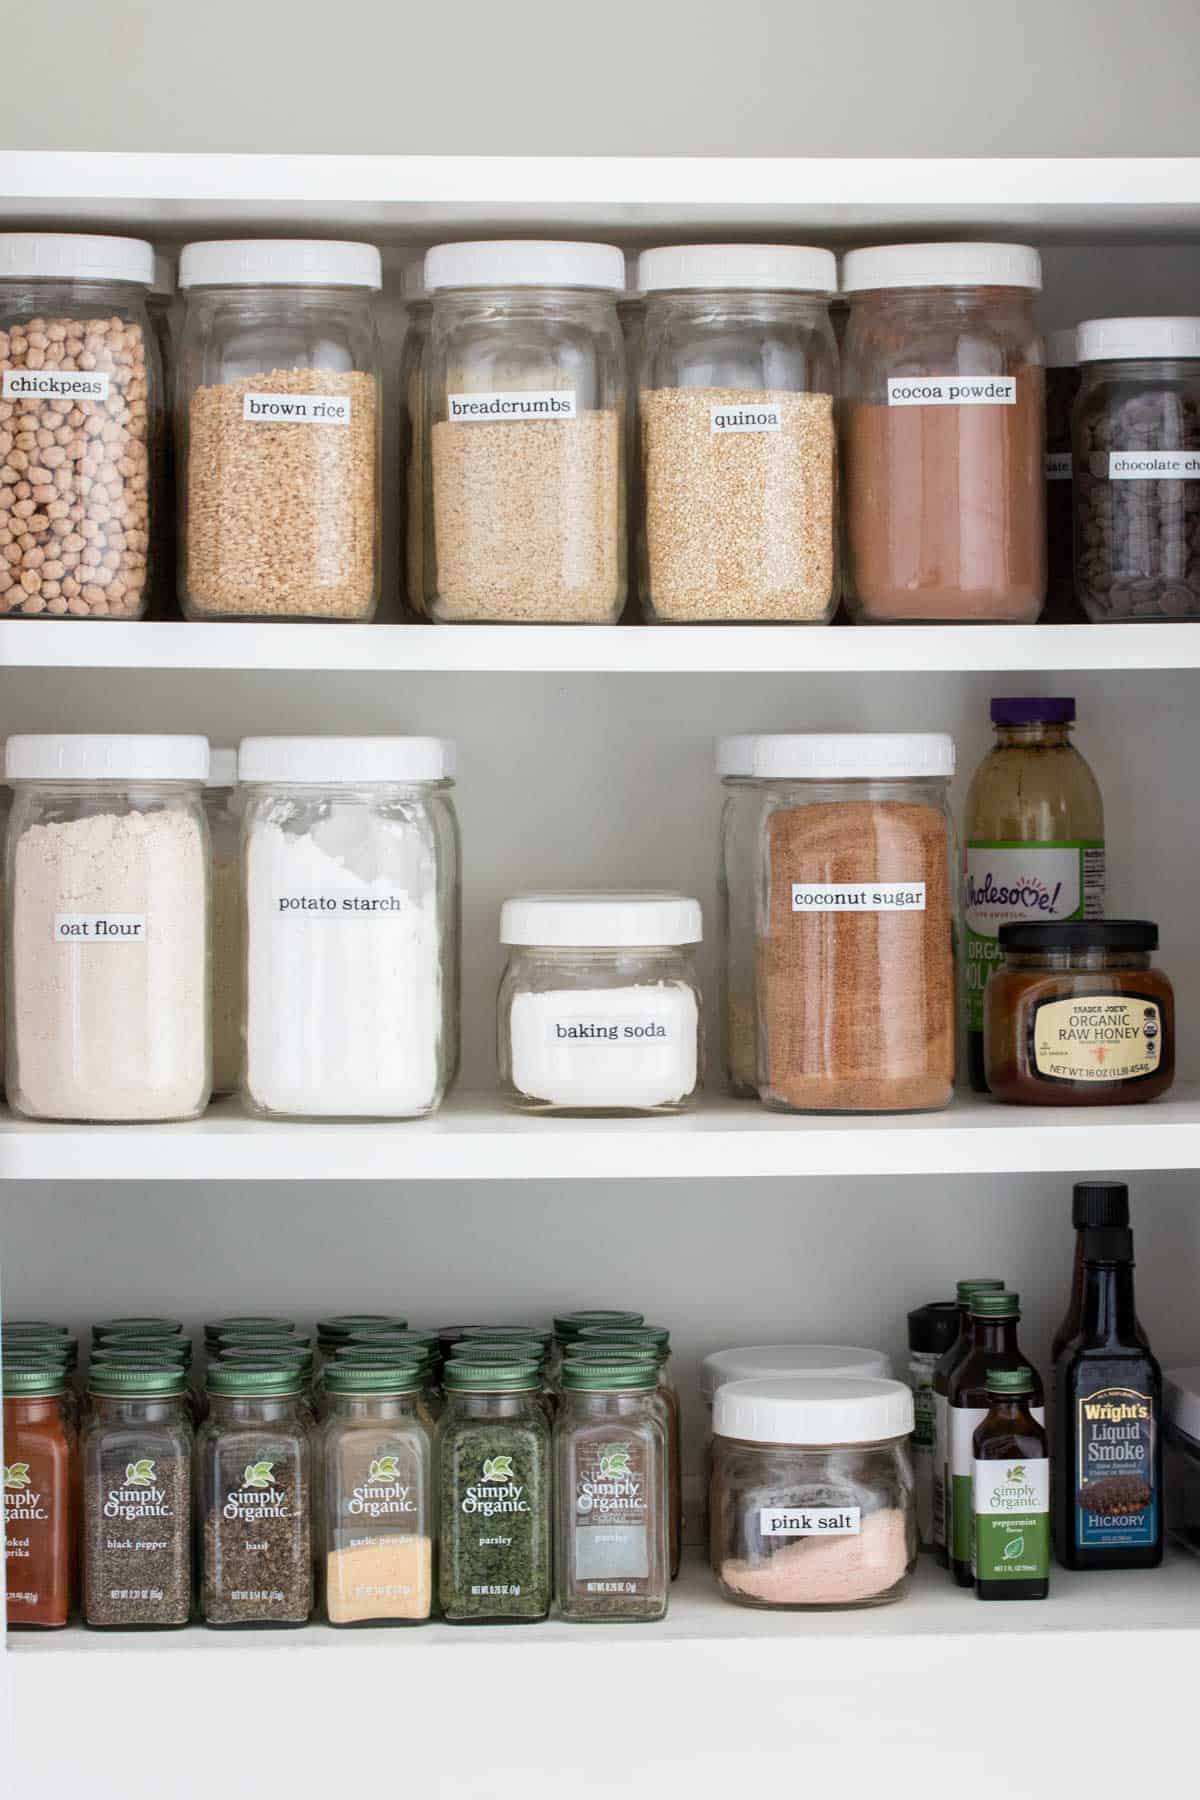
[710,403,781,435]
[1108,450,1200,480]
[887,376,1015,407]
[760,1506,861,1537]
[448,389,577,423]
[3,368,110,402]
[272,890,405,916]
[792,882,926,913]
[1045,451,1073,481]
[54,913,146,942]
[242,392,350,425]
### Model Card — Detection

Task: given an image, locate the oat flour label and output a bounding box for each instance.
[54,913,147,942]
[759,1506,861,1536]
[1031,995,1163,1083]
[242,392,351,424]
[1108,451,1200,480]
[791,882,926,913]
[2,368,110,402]
[448,390,577,422]
[887,376,1016,407]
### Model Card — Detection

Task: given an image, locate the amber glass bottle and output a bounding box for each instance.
[947,1292,1044,1588]
[972,1367,1049,1600]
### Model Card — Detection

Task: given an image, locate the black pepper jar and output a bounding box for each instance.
[81,1363,193,1629]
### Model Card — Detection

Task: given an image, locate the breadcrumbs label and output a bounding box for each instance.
[447,390,577,422]
[2,368,110,402]
[1108,450,1200,479]
[54,913,146,942]
[710,403,781,434]
[791,882,925,912]
[887,376,1015,406]
[1032,995,1162,1082]
[242,392,351,424]
[1045,451,1073,480]
[759,1506,861,1536]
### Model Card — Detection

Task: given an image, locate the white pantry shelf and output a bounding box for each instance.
[3,1089,1199,1182]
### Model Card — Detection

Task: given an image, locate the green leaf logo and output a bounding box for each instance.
[368,1456,400,1482]
[243,1461,274,1490]
[482,1455,513,1482]
[1003,1536,1025,1561]
[1007,1465,1026,1483]
[599,1446,632,1479]
[125,1458,156,1487]
[4,1462,30,1490]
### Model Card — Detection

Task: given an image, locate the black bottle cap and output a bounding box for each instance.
[908,1302,960,1355]
[998,919,1157,953]
[1083,1225,1134,1262]
[1072,1181,1130,1229]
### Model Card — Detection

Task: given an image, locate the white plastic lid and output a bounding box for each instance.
[841,242,1042,294]
[179,240,382,290]
[150,252,175,298]
[5,734,209,783]
[700,1344,893,1402]
[715,733,955,780]
[206,748,238,789]
[424,240,625,293]
[1076,316,1200,362]
[1164,1367,1200,1443]
[237,736,454,785]
[715,1376,914,1446]
[638,244,837,295]
[0,233,154,286]
[500,892,703,948]
[1044,327,1078,368]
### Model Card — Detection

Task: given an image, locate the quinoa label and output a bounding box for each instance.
[972,1457,1050,1581]
[2,367,110,402]
[1032,995,1162,1083]
[792,882,926,913]
[54,912,147,942]
[448,389,577,422]
[242,391,351,424]
[1108,450,1200,480]
[887,375,1016,407]
[1074,1382,1158,1547]
[759,1506,861,1536]
[710,402,781,434]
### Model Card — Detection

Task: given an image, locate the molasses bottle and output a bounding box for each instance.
[947,1291,1044,1588]
[1054,1223,1162,1570]
[1051,1181,1147,1364]
[972,1367,1049,1601]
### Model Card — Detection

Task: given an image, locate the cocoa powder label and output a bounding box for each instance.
[886,375,1015,407]
[791,882,925,913]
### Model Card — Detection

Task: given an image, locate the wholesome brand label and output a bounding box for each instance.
[963,841,1104,1033]
[448,389,577,422]
[759,1506,861,1536]
[54,913,147,942]
[1031,995,1162,1083]
[710,402,781,435]
[951,1402,1045,1565]
[887,375,1015,407]
[2,367,110,402]
[792,882,925,913]
[574,1440,650,1587]
[972,1456,1049,1582]
[1108,450,1200,480]
[1045,451,1073,481]
[1074,1382,1158,1548]
[242,391,350,424]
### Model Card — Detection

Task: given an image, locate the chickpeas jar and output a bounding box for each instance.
[0,233,158,619]
[637,244,839,623]
[421,240,626,623]
[178,239,382,622]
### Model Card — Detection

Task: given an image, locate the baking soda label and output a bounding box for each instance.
[448,389,577,422]
[759,1506,861,1536]
[710,402,781,434]
[54,913,146,942]
[887,375,1015,407]
[551,1015,670,1044]
[1032,994,1162,1083]
[1108,450,1200,480]
[791,882,925,912]
[2,368,110,402]
[573,1440,650,1585]
[242,391,350,424]
[963,841,1104,1034]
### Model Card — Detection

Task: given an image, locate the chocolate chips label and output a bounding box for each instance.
[54,913,147,942]
[242,391,351,424]
[759,1506,861,1536]
[448,390,577,422]
[1074,1382,1158,1548]
[1044,451,1073,481]
[887,376,1016,407]
[1108,450,1200,480]
[792,882,925,913]
[1032,994,1162,1083]
[710,402,782,434]
[3,367,110,402]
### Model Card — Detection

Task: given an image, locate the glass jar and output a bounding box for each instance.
[421,240,626,623]
[577,1326,681,1578]
[1043,328,1081,621]
[146,250,176,619]
[841,243,1045,623]
[984,919,1174,1104]
[1164,1366,1200,1557]
[555,1359,669,1622]
[400,256,433,616]
[178,239,382,622]
[4,734,211,1122]
[239,736,459,1118]
[198,1364,313,1628]
[498,892,702,1115]
[1073,316,1200,621]
[2,1363,76,1627]
[0,777,9,1093]
[319,1363,433,1626]
[81,1364,192,1628]
[637,244,838,623]
[0,232,159,620]
[710,1376,916,1609]
[718,733,957,1113]
[203,747,242,1095]
[617,253,643,616]
[438,1359,551,1623]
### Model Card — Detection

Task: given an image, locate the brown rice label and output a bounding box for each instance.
[759,1505,861,1536]
[887,375,1015,407]
[1032,996,1163,1082]
[791,882,926,913]
[448,389,577,422]
[242,391,350,424]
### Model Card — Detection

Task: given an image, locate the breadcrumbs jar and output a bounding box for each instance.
[841,243,1045,623]
[636,244,838,623]
[0,232,158,619]
[178,239,382,622]
[421,240,626,623]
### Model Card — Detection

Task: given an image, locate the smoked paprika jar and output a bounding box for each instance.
[3,1361,77,1627]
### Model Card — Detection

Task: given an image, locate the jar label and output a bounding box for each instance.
[963,841,1104,1034]
[710,402,781,435]
[886,375,1015,407]
[1031,995,1163,1083]
[268,888,408,916]
[573,1440,651,1586]
[241,391,351,424]
[1108,451,1200,480]
[791,882,925,912]
[759,1506,861,1536]
[972,1456,1049,1582]
[3,1450,54,1612]
[509,987,698,1110]
[54,912,147,942]
[1073,1381,1158,1548]
[2,367,110,403]
[1045,451,1073,481]
[447,389,577,423]
[951,1402,1045,1566]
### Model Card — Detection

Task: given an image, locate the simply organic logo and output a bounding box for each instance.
[4,1462,30,1489]
[105,1460,171,1521]
[482,1455,514,1483]
[349,1454,415,1518]
[463,1454,528,1516]
[243,1461,275,1490]
[125,1459,156,1487]
[368,1456,400,1483]
[599,1446,632,1480]
[1007,1465,1026,1483]
[224,1461,289,1521]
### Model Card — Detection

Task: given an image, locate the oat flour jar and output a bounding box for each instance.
[239,736,459,1119]
[498,892,702,1114]
[422,240,626,623]
[4,733,211,1122]
[637,244,838,623]
[0,232,158,619]
[178,239,382,621]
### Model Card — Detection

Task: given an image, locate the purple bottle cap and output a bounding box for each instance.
[990,697,1076,725]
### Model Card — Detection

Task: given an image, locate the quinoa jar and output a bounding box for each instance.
[636,244,838,623]
[710,1376,916,1610]
[178,239,382,622]
[1073,317,1200,621]
[421,240,626,623]
[841,243,1045,623]
[0,232,158,619]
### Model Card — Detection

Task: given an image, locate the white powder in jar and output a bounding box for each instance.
[508,983,699,1111]
[211,848,243,1095]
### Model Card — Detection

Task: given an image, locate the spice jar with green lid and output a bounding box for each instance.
[578,1325,682,1578]
[81,1363,193,1629]
[319,1362,433,1626]
[205,1315,297,1345]
[5,1320,72,1340]
[197,1363,313,1628]
[316,1315,409,1363]
[93,1317,184,1343]
[3,1361,76,1628]
[438,1358,551,1623]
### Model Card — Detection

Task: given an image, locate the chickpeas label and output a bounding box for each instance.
[241,392,351,424]
[710,403,781,434]
[791,882,926,912]
[1107,451,1200,480]
[447,390,578,422]
[886,376,1016,407]
[54,913,146,942]
[2,369,110,403]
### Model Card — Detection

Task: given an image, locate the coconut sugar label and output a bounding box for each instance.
[886,375,1016,406]
[791,882,926,912]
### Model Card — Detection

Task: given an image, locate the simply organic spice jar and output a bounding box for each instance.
[636,243,838,623]
[421,239,626,623]
[841,242,1045,623]
[2,1362,77,1628]
[178,239,382,622]
[81,1363,193,1629]
[0,232,158,619]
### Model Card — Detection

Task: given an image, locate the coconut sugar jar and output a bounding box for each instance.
[421,240,626,623]
[841,243,1045,623]
[711,1377,916,1610]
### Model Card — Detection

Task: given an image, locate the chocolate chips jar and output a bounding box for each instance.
[81,1363,193,1629]
[1074,317,1200,620]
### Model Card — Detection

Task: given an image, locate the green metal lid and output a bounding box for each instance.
[564,1343,659,1365]
[4,1320,71,1339]
[332,1345,429,1368]
[956,1280,1005,1304]
[93,1344,191,1369]
[4,1348,67,1369]
[88,1363,188,1397]
[562,1359,659,1391]
[443,1359,541,1392]
[323,1362,423,1395]
[579,1324,670,1350]
[5,1337,75,1366]
[215,1331,312,1353]
[553,1310,644,1340]
[970,1291,1020,1319]
[4,1364,66,1396]
[461,1325,554,1348]
[93,1317,183,1342]
[346,1328,440,1351]
[219,1346,314,1371]
[207,1364,302,1396]
[986,1366,1035,1395]
[317,1314,408,1342]
[205,1315,297,1343]
[446,1341,545,1363]
[99,1334,191,1362]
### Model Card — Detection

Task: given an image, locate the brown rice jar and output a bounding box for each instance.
[841,243,1045,624]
